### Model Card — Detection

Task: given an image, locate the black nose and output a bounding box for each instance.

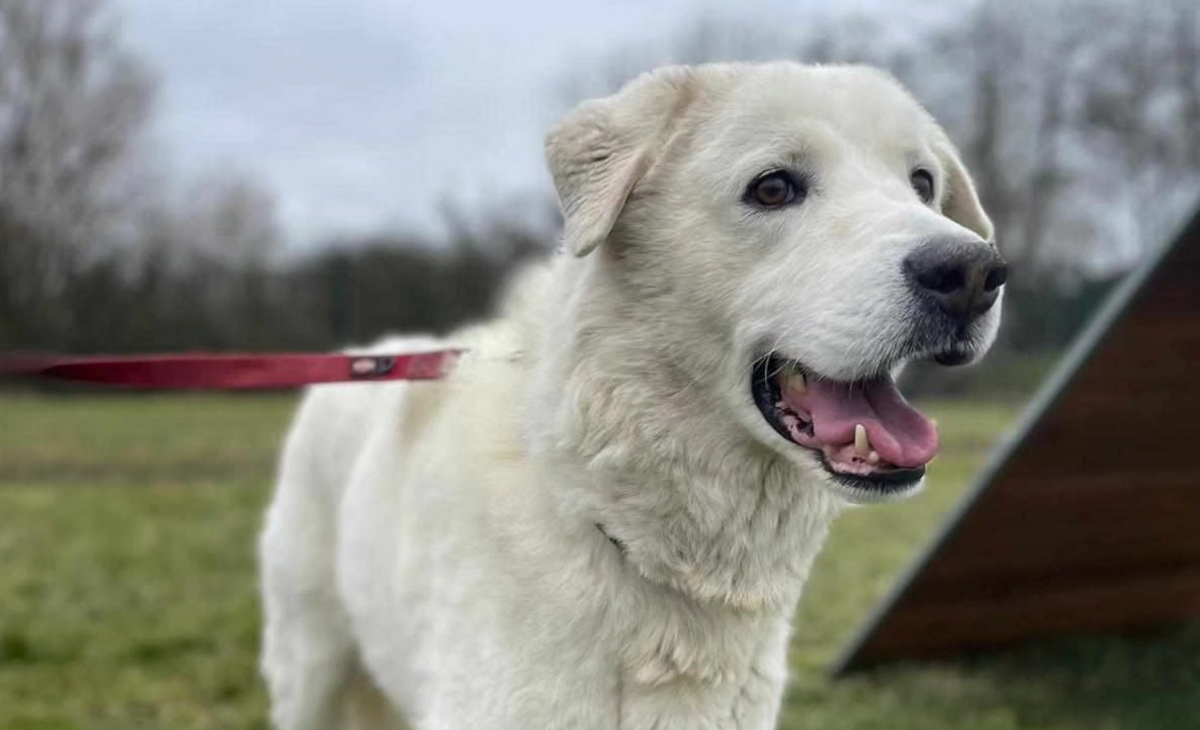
[903,238,1008,319]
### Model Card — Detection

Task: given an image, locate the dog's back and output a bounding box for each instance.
[259,307,544,729]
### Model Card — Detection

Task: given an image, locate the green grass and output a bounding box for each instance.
[0,392,1196,729]
[0,393,293,730]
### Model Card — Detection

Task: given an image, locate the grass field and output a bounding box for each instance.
[1,391,1196,729]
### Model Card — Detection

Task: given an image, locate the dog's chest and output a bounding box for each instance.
[613,598,791,730]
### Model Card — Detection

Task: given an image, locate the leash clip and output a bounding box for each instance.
[349,356,396,379]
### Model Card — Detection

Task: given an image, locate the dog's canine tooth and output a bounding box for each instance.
[854,423,870,457]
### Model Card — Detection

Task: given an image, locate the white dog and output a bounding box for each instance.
[259,62,1005,730]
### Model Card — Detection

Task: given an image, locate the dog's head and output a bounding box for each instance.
[546,63,1005,504]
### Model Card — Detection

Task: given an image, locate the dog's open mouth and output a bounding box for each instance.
[751,356,938,494]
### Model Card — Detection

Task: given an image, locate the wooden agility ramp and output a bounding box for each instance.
[834,207,1200,674]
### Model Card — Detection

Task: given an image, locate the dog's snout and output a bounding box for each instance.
[904,239,1008,319]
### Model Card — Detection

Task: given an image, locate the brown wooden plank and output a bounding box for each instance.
[852,568,1200,663]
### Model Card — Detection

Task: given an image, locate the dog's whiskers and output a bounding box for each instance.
[760,318,806,389]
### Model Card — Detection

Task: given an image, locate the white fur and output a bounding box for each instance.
[259,62,1000,730]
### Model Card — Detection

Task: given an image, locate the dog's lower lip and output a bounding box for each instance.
[821,456,925,492]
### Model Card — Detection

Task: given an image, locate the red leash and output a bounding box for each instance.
[0,351,463,389]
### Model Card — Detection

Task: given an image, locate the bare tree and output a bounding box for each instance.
[556,17,803,106]
[1173,0,1200,168]
[0,0,156,346]
[175,170,283,269]
[0,0,155,248]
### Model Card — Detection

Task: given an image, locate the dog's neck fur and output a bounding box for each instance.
[523,252,844,614]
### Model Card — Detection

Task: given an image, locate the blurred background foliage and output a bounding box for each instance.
[1,0,1198,399]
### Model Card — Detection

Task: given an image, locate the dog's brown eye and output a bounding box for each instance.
[911,169,934,204]
[746,171,799,208]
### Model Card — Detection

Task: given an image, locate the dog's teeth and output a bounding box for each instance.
[854,423,870,457]
[868,451,880,464]
[785,370,807,396]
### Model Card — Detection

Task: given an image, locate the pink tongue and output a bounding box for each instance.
[783,378,938,468]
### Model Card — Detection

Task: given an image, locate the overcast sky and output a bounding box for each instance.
[115,0,932,248]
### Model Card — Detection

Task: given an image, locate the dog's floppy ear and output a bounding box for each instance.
[546,67,695,257]
[936,140,995,243]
